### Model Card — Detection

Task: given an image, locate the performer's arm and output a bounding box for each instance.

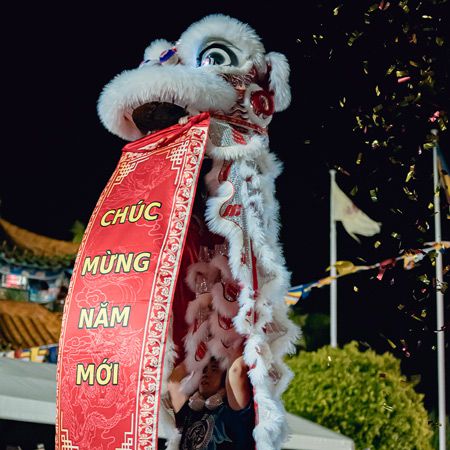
[225,355,252,411]
[167,363,189,413]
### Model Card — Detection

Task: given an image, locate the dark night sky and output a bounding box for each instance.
[1,1,448,410]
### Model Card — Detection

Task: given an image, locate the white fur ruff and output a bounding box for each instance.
[203,126,300,450]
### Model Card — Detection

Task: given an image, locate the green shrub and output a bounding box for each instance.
[283,341,433,450]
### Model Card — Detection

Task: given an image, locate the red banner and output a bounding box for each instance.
[56,114,210,450]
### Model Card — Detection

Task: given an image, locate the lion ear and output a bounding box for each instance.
[143,39,175,62]
[264,52,291,112]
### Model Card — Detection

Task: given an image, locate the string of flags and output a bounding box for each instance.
[285,241,449,306]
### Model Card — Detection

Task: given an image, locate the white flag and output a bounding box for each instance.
[332,180,381,242]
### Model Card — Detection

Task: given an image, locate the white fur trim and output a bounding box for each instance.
[158,319,180,448]
[207,131,269,161]
[185,262,219,293]
[97,65,237,141]
[184,319,210,357]
[163,430,181,450]
[209,254,232,281]
[180,360,209,395]
[265,52,291,112]
[184,293,212,325]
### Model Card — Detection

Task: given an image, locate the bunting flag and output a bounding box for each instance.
[332,180,382,242]
[285,241,449,305]
[56,114,209,450]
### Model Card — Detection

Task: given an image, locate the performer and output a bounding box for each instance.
[168,354,255,449]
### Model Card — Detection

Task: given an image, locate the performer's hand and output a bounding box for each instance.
[169,362,188,383]
[162,392,173,410]
[168,363,189,413]
[225,355,251,411]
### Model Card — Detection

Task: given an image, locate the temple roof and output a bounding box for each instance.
[0,218,80,270]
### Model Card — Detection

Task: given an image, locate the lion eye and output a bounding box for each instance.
[198,43,238,67]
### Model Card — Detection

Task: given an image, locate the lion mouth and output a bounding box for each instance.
[131,102,188,134]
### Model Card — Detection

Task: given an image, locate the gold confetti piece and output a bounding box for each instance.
[339,97,346,107]
[353,286,359,292]
[304,139,311,144]
[396,70,409,77]
[356,153,363,164]
[373,104,383,112]
[368,3,379,12]
[350,185,358,196]
[398,304,405,310]
[421,15,432,19]
[403,186,418,200]
[370,188,379,202]
[410,33,417,44]
[436,36,444,46]
[375,85,381,96]
[421,309,427,318]
[428,202,434,210]
[409,60,418,67]
[411,314,423,322]
[374,241,381,248]
[372,139,380,149]
[418,274,430,285]
[362,60,369,75]
[387,338,396,349]
[333,4,342,15]
[399,0,409,13]
[438,117,447,132]
[386,64,396,75]
[391,232,401,239]
[348,31,363,46]
[405,164,415,182]
[356,116,363,128]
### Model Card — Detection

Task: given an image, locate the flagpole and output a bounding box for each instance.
[330,169,338,347]
[432,129,446,450]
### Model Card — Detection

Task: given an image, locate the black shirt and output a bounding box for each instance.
[175,398,255,450]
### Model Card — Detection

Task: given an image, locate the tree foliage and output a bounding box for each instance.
[283,341,434,449]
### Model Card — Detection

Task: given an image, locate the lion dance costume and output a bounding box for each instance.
[56,14,299,450]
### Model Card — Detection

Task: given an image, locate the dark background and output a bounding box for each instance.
[0,1,448,443]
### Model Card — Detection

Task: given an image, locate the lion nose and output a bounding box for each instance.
[159,48,179,65]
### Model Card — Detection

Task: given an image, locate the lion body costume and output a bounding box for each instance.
[56,14,299,450]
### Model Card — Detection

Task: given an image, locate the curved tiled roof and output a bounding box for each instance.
[0,218,80,257]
